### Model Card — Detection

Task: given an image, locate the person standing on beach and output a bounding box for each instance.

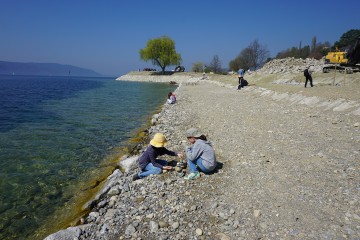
[238,68,244,78]
[184,128,217,180]
[133,133,183,181]
[304,66,313,88]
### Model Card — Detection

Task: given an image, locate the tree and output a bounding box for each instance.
[229,49,252,72]
[247,40,270,69]
[208,55,222,73]
[139,36,181,73]
[191,62,205,72]
[311,36,317,53]
[334,29,360,50]
[229,39,269,71]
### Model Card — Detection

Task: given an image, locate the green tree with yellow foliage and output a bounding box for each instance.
[139,36,181,73]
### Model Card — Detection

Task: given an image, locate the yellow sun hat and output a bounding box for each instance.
[150,133,167,148]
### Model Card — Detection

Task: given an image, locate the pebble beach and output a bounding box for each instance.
[45,59,360,240]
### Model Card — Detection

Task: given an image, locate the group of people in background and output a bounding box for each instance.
[237,67,314,89]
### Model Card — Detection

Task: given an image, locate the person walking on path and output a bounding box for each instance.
[184,128,217,180]
[304,66,313,88]
[133,133,183,181]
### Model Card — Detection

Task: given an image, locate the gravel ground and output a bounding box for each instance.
[170,81,360,239]
[45,74,360,240]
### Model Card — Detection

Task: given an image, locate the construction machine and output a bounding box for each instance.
[323,37,360,73]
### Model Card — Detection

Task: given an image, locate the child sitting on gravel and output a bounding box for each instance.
[184,128,217,180]
[133,133,183,181]
[167,92,176,104]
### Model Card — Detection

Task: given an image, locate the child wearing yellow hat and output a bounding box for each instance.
[133,133,183,181]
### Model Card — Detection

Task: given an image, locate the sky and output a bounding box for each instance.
[1,0,360,77]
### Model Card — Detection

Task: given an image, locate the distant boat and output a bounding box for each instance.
[12,72,15,75]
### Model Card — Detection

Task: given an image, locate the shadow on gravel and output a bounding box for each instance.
[211,161,224,174]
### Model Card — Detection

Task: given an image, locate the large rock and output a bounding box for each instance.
[118,155,139,172]
[44,227,81,240]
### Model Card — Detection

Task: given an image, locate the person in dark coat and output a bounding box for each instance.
[304,67,313,88]
[132,133,183,181]
[237,77,248,90]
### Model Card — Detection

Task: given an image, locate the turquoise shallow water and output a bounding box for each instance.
[0,75,176,239]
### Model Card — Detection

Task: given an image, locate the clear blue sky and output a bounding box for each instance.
[1,0,359,76]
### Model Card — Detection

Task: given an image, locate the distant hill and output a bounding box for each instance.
[0,61,102,77]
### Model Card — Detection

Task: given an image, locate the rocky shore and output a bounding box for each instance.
[45,59,359,240]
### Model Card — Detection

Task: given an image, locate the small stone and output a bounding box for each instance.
[211,202,218,209]
[125,224,136,236]
[229,208,235,215]
[215,232,231,240]
[190,205,197,211]
[149,221,159,233]
[159,221,169,228]
[107,187,119,197]
[172,222,180,230]
[196,228,203,236]
[354,122,359,127]
[254,209,261,218]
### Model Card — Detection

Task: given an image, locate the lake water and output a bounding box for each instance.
[0,75,176,239]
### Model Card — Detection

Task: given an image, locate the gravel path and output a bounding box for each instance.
[171,82,359,239]
[45,79,360,240]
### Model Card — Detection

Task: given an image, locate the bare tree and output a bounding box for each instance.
[229,39,269,71]
[247,39,270,70]
[209,55,222,73]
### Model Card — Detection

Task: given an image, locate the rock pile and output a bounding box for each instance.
[257,57,325,74]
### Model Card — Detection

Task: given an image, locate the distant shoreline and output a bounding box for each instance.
[116,71,205,83]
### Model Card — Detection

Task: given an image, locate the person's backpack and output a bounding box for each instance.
[304,69,309,76]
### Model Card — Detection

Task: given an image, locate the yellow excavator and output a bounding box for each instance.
[323,37,360,73]
[324,48,348,64]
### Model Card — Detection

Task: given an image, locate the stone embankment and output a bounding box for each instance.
[45,61,359,239]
